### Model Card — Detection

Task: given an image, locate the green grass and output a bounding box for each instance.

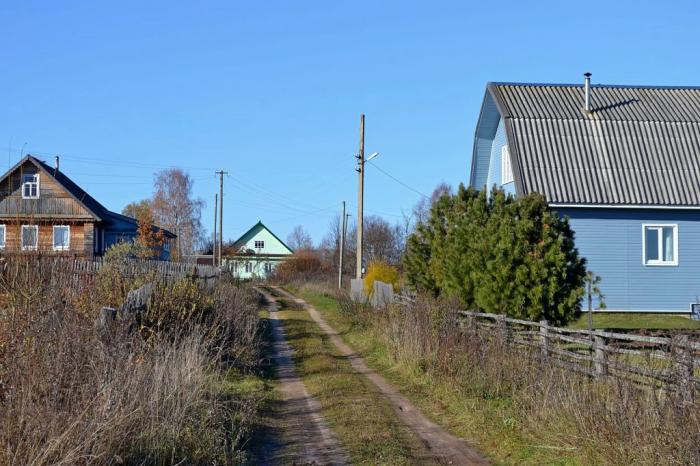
[270,289,432,465]
[291,286,583,466]
[568,312,700,330]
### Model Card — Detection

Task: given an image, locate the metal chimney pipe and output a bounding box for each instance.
[584,72,592,112]
[54,155,60,174]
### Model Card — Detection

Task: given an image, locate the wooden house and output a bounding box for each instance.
[469,74,700,315]
[0,154,175,259]
[223,221,293,279]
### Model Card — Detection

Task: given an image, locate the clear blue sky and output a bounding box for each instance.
[1,0,698,244]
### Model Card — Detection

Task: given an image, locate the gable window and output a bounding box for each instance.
[21,225,38,250]
[53,225,70,251]
[22,174,40,199]
[254,240,264,249]
[501,146,514,185]
[643,224,678,266]
[0,225,5,249]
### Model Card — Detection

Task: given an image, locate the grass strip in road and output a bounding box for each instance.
[269,291,433,465]
[292,287,584,466]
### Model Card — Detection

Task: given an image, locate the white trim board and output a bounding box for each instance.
[592,309,690,314]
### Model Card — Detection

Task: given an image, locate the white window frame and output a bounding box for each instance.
[53,225,70,251]
[21,225,38,251]
[642,224,679,266]
[501,145,514,185]
[22,173,40,199]
[254,240,264,249]
[245,262,253,273]
[0,225,6,249]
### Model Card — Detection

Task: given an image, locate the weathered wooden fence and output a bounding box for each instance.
[69,258,220,283]
[459,311,699,401]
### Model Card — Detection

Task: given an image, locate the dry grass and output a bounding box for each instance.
[0,254,265,466]
[296,283,700,465]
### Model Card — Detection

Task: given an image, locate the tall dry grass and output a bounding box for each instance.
[0,254,263,466]
[343,292,700,464]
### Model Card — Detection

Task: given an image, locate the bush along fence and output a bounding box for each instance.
[459,311,699,402]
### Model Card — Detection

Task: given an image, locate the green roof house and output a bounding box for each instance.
[225,221,293,279]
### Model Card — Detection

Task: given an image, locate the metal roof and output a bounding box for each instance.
[488,83,700,206]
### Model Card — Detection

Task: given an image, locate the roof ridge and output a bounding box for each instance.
[490,82,700,90]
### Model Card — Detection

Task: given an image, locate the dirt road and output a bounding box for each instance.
[257,288,348,465]
[271,286,490,465]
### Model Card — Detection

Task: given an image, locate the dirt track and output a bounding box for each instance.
[271,287,490,466]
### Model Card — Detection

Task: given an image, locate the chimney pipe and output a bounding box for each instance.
[54,155,59,174]
[584,72,592,112]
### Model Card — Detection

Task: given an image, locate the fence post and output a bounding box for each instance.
[465,311,476,333]
[497,314,510,344]
[539,320,549,358]
[594,333,608,377]
[672,335,694,403]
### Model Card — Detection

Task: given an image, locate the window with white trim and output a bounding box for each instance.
[22,174,40,199]
[21,225,38,250]
[264,262,273,273]
[0,225,5,249]
[53,225,70,251]
[254,240,264,249]
[643,224,678,266]
[501,145,514,185]
[245,262,252,273]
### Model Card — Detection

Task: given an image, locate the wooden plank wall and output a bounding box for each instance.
[1,222,93,257]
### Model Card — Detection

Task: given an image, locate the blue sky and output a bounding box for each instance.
[1,0,698,244]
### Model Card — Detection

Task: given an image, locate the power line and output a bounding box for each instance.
[367,160,429,199]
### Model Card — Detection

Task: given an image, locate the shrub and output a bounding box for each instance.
[272,249,330,283]
[404,185,586,325]
[363,260,399,295]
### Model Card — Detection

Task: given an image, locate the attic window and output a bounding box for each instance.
[22,174,40,199]
[501,146,514,185]
[254,240,264,249]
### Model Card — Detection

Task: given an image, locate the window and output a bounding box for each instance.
[245,262,253,273]
[643,224,678,266]
[0,225,5,249]
[264,262,273,273]
[53,225,70,251]
[22,174,40,199]
[254,240,264,249]
[501,145,514,184]
[21,225,38,250]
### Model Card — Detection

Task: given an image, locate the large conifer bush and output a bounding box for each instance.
[405,185,586,325]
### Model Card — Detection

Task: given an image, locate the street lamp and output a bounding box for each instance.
[356,114,379,280]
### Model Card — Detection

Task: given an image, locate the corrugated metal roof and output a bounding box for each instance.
[488,83,700,206]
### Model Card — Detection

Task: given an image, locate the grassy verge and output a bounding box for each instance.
[291,286,582,466]
[568,312,700,330]
[268,289,432,465]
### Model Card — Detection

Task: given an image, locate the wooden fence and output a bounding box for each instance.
[459,311,699,401]
[69,258,220,283]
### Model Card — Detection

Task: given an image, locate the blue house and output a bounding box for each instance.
[469,75,700,314]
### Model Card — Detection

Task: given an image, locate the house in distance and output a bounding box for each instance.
[0,155,175,259]
[225,221,293,279]
[469,74,700,315]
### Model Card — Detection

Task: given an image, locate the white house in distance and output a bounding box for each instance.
[224,221,294,279]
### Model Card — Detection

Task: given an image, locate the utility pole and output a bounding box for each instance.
[355,114,365,279]
[338,201,346,289]
[216,170,228,267]
[213,193,218,267]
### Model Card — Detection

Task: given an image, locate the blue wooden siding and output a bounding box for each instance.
[470,94,500,188]
[470,98,515,195]
[485,119,516,196]
[558,208,700,312]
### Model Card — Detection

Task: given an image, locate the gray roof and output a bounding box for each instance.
[488,83,700,206]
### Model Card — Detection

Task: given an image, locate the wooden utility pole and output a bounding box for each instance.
[216,170,228,267]
[356,114,365,279]
[213,193,218,267]
[338,201,346,289]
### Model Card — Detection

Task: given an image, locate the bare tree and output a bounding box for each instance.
[287,225,313,251]
[412,182,453,225]
[363,215,403,266]
[151,168,205,259]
